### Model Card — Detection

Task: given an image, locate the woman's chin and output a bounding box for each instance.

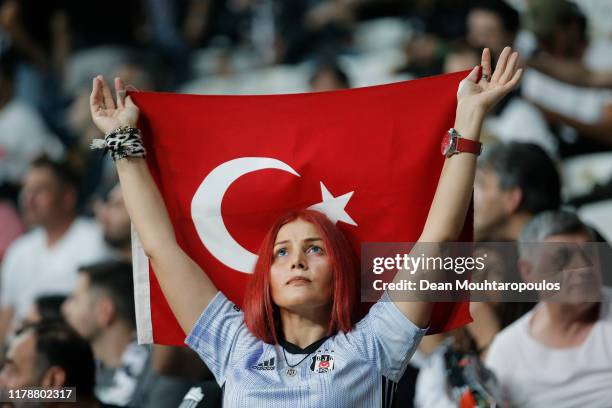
[276,292,330,311]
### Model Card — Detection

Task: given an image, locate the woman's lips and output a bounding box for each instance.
[286,277,311,285]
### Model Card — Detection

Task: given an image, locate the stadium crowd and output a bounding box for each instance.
[1,0,611,406]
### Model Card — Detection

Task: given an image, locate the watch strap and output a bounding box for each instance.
[455,135,482,156]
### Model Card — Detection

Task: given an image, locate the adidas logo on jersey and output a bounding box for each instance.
[252,357,275,370]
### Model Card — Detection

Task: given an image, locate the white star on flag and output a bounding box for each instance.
[308,182,357,226]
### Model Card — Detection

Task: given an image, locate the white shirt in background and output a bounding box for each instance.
[0,217,110,322]
[0,100,65,185]
[484,97,559,158]
[486,299,612,408]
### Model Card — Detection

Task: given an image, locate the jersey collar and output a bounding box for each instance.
[279,335,330,355]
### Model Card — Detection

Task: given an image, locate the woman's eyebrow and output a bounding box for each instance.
[274,237,322,246]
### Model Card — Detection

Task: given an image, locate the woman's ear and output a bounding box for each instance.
[41,366,67,389]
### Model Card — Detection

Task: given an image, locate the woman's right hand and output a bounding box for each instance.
[90,75,140,134]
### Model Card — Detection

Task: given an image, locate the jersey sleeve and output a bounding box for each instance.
[340,292,428,382]
[185,292,259,386]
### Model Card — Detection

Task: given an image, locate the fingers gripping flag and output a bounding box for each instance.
[130,72,473,346]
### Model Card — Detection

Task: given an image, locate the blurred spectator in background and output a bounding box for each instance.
[0,321,100,408]
[94,184,131,261]
[442,41,479,74]
[22,294,67,326]
[466,244,535,359]
[467,0,520,59]
[281,0,355,64]
[398,0,473,78]
[521,0,612,156]
[474,142,561,242]
[62,0,144,51]
[0,48,64,189]
[486,210,612,408]
[0,0,68,109]
[414,329,503,407]
[0,156,109,345]
[0,0,56,70]
[62,260,149,407]
[414,247,533,407]
[0,196,22,261]
[137,0,193,86]
[1,1,612,406]
[67,58,157,204]
[464,1,558,155]
[309,59,350,91]
[525,37,612,88]
[524,0,587,63]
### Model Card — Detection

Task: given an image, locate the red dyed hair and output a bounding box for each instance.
[243,209,358,344]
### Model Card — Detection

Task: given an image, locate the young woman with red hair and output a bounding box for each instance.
[90,47,522,406]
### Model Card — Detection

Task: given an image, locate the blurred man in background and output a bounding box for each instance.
[486,210,612,408]
[467,0,520,59]
[522,0,612,156]
[0,48,64,190]
[95,184,131,261]
[0,321,100,408]
[0,156,109,345]
[62,260,211,407]
[474,142,561,241]
[62,260,148,407]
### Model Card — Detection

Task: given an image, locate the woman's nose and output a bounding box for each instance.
[291,251,308,270]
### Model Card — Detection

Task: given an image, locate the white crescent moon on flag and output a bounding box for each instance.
[191,157,300,274]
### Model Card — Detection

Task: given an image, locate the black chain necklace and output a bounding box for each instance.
[282,347,314,377]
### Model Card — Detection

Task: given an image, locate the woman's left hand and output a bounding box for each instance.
[457,47,523,116]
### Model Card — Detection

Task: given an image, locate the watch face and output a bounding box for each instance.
[441,132,452,155]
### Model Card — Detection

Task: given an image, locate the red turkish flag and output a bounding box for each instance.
[130,71,473,346]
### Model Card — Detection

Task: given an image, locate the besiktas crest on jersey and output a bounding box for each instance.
[311,353,335,373]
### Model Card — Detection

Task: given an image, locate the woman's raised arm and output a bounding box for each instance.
[90,76,218,333]
[392,47,523,327]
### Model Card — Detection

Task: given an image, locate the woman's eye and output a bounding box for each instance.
[275,248,288,257]
[307,245,324,254]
